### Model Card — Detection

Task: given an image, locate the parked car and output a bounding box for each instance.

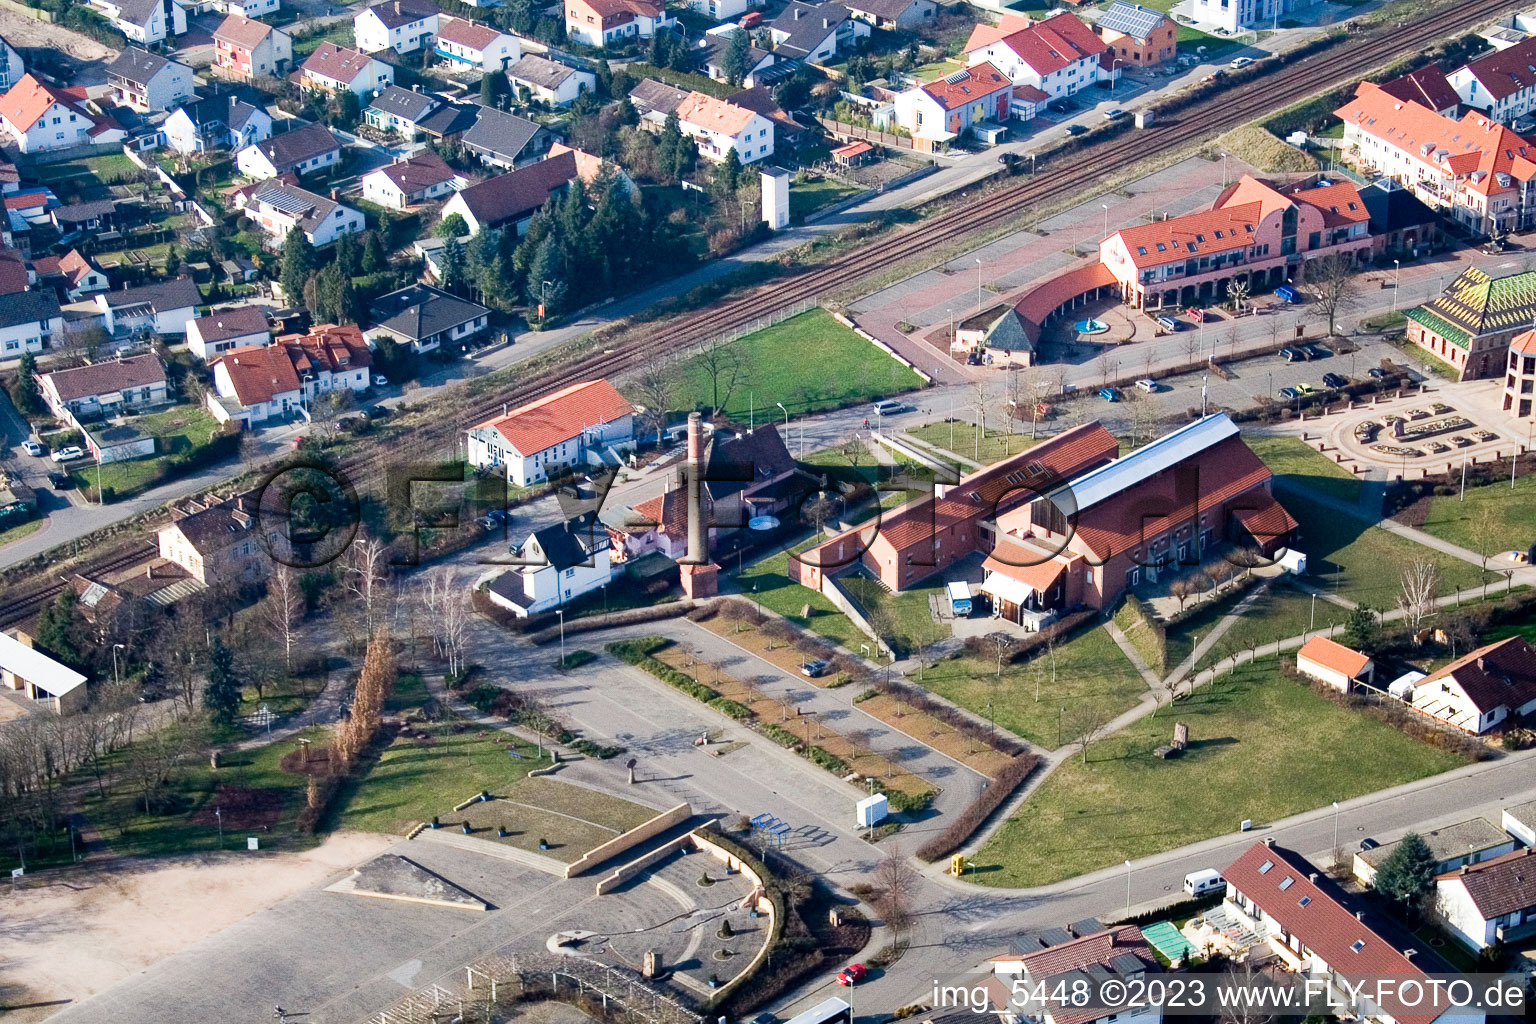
[1155,315,1180,332]
[1103,107,1128,121]
[1047,97,1078,113]
[1367,366,1389,379]
[51,445,83,462]
[837,964,868,986]
[364,405,391,421]
[1201,70,1225,83]
[372,374,389,387]
[1359,837,1379,851]
[1097,387,1121,402]
[1135,378,1157,393]
[801,659,829,678]
[20,440,42,456]
[1294,382,1314,395]
[1065,123,1088,136]
[1322,372,1348,388]
[1277,387,1299,400]
[1280,348,1303,362]
[1303,343,1330,359]
[1186,307,1205,322]
[1229,56,1254,69]
[47,471,70,489]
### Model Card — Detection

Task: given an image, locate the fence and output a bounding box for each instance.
[815,117,915,151]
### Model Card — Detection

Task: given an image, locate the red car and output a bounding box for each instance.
[1186,307,1205,322]
[836,964,867,986]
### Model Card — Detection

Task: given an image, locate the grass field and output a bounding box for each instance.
[72,404,228,499]
[841,573,948,657]
[969,659,1464,885]
[0,517,42,548]
[1420,474,1536,565]
[293,22,353,58]
[921,625,1148,748]
[1246,434,1362,504]
[448,776,656,862]
[907,420,1041,466]
[1176,581,1318,675]
[790,178,862,220]
[728,544,866,650]
[665,308,925,421]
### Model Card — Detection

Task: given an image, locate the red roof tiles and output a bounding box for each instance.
[1297,635,1372,678]
[920,61,1011,111]
[477,379,633,456]
[965,12,1106,77]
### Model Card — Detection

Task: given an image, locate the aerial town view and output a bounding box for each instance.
[6,0,1536,1021]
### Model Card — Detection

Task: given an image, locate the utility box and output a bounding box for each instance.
[950,854,968,876]
[856,793,888,827]
[761,166,790,230]
[1135,109,1156,129]
[1278,549,1307,574]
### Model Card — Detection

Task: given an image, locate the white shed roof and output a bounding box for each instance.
[1047,413,1238,513]
[0,631,86,696]
[979,569,1033,606]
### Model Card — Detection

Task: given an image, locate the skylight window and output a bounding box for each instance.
[1137,246,1147,255]
[1351,940,1366,953]
[1278,877,1295,891]
[1298,897,1311,907]
[1214,229,1223,238]
[1258,860,1274,874]
[1156,243,1166,251]
[1195,233,1205,242]
[1187,243,1197,253]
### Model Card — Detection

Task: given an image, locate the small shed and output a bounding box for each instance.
[830,141,874,168]
[1387,669,1425,701]
[87,422,155,465]
[0,630,87,715]
[946,580,973,617]
[1296,635,1374,692]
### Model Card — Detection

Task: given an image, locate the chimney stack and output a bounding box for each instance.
[1264,837,1276,847]
[679,411,719,599]
[1308,872,1318,882]
[395,0,401,13]
[1354,911,1364,921]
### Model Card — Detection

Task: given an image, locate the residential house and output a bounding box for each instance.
[51,199,122,237]
[687,0,756,20]
[1092,2,1175,68]
[1098,174,1373,312]
[237,178,364,246]
[459,104,549,168]
[1449,36,1536,123]
[276,322,371,399]
[186,304,272,361]
[1220,839,1478,1024]
[295,42,394,97]
[0,35,24,93]
[1377,64,1462,118]
[365,283,489,354]
[207,324,370,427]
[0,631,87,716]
[106,48,192,113]
[0,289,62,357]
[963,12,1106,101]
[364,85,443,139]
[700,32,776,88]
[1188,0,1318,35]
[893,62,1012,152]
[0,75,124,155]
[603,485,712,563]
[766,1,868,61]
[727,86,804,150]
[354,0,439,54]
[1295,635,1374,691]
[1503,798,1536,846]
[564,0,673,48]
[951,303,1035,365]
[414,101,479,144]
[675,91,774,163]
[435,16,520,71]
[985,925,1161,1024]
[1353,818,1515,887]
[91,0,187,46]
[547,143,634,195]
[440,149,577,234]
[1406,635,1536,734]
[32,250,109,302]
[213,14,293,82]
[214,0,282,18]
[94,277,201,339]
[793,414,1295,620]
[1359,177,1441,260]
[163,92,271,155]
[629,79,689,126]
[157,490,278,585]
[506,54,595,107]
[842,0,935,31]
[37,352,168,423]
[360,151,464,209]
[467,378,634,486]
[236,122,342,179]
[1407,267,1536,380]
[489,512,613,616]
[1335,81,1536,237]
[1434,847,1536,951]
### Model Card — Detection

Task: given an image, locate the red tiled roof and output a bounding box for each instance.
[373,151,458,194]
[965,12,1106,77]
[1013,83,1049,103]
[301,42,378,86]
[676,91,757,136]
[1511,328,1536,356]
[1297,635,1372,678]
[1460,36,1536,102]
[0,74,83,132]
[1231,491,1296,547]
[216,343,301,406]
[214,13,274,49]
[1436,846,1536,920]
[920,61,1011,111]
[436,15,503,49]
[1015,923,1153,975]
[1420,635,1536,715]
[830,140,872,158]
[3,192,44,211]
[476,379,632,456]
[1377,64,1460,113]
[1015,261,1117,337]
[1224,841,1443,1024]
[1113,203,1259,270]
[629,487,711,539]
[57,249,96,289]
[983,538,1065,593]
[280,323,370,375]
[1280,178,1371,229]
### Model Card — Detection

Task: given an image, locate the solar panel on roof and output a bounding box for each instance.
[1098,1,1163,40]
[1108,953,1145,974]
[257,188,317,215]
[943,69,971,83]
[1039,927,1073,947]
[81,581,108,607]
[1071,918,1106,935]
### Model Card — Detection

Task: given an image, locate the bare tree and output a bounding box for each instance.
[1169,576,1194,612]
[1305,253,1361,337]
[1152,673,1181,716]
[1182,329,1201,365]
[421,567,470,675]
[1396,557,1440,637]
[839,436,867,472]
[694,336,746,416]
[1443,615,1477,661]
[1467,502,1500,599]
[1066,702,1111,764]
[871,844,920,934]
[121,719,202,814]
[263,564,302,674]
[632,361,678,445]
[1226,277,1250,317]
[1096,348,1116,386]
[343,533,393,634]
[989,632,1016,677]
[801,491,842,539]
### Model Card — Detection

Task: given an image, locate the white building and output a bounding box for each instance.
[439,151,577,235]
[1188,0,1318,34]
[360,152,465,209]
[366,283,489,354]
[215,0,281,17]
[92,0,187,46]
[1294,635,1374,692]
[235,122,342,179]
[105,47,193,113]
[213,14,293,83]
[564,0,672,49]
[963,12,1106,101]
[163,94,271,156]
[506,54,595,107]
[295,42,394,97]
[237,179,364,247]
[1353,818,1516,889]
[467,378,634,486]
[1408,636,1536,734]
[209,324,371,427]
[686,0,755,20]
[1449,36,1536,124]
[435,16,520,71]
[765,1,868,61]
[489,514,614,616]
[95,277,201,339]
[0,290,61,357]
[354,0,439,54]
[0,630,87,716]
[1433,848,1536,951]
[892,62,1012,152]
[186,305,272,361]
[0,75,124,155]
[37,352,168,423]
[675,91,774,163]
[0,35,25,92]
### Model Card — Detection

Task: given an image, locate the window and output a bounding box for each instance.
[1350,940,1365,952]
[1278,876,1294,890]
[1298,896,1311,907]
[1258,860,1274,874]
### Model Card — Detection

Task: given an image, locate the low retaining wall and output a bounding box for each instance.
[0,0,52,22]
[693,829,777,1009]
[834,310,934,385]
[592,831,693,895]
[563,801,691,878]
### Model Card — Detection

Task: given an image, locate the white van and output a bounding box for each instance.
[1183,869,1226,897]
[871,399,904,417]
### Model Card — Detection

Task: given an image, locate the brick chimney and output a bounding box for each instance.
[679,410,719,600]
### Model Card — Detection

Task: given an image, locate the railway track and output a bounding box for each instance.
[0,0,1516,629]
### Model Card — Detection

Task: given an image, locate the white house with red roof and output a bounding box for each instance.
[354,0,439,54]
[208,324,370,427]
[893,62,1012,152]
[435,16,520,71]
[213,14,293,82]
[675,91,774,163]
[32,249,108,301]
[295,41,394,97]
[0,75,123,154]
[1449,35,1536,123]
[1336,81,1536,236]
[1296,635,1374,691]
[1434,846,1536,950]
[466,379,635,486]
[565,0,672,48]
[1223,839,1485,1024]
[963,12,1107,101]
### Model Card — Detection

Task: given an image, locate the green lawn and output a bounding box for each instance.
[907,419,1042,466]
[72,404,227,499]
[1247,435,1362,504]
[727,544,867,650]
[1283,491,1490,607]
[841,573,947,657]
[663,308,925,420]
[911,58,961,82]
[921,625,1149,749]
[0,517,41,548]
[969,659,1465,885]
[293,23,354,58]
[790,178,863,220]
[1178,580,1318,675]
[1420,474,1536,567]
[440,775,656,862]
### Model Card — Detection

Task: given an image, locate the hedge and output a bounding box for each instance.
[1103,890,1224,927]
[605,637,722,702]
[914,753,1041,862]
[526,601,694,644]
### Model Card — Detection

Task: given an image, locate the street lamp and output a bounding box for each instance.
[1101,202,1109,239]
[1058,705,1066,747]
[1111,58,1124,92]
[975,257,984,312]
[1220,151,1229,186]
[1124,859,1133,917]
[556,609,565,670]
[1332,800,1341,860]
[1391,259,1401,312]
[540,279,553,322]
[112,643,125,688]
[986,701,994,745]
[775,401,789,434]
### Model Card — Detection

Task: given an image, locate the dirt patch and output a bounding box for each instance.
[279,746,336,776]
[0,8,116,66]
[188,786,284,831]
[0,832,392,1024]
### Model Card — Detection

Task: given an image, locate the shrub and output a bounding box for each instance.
[572,739,625,758]
[915,754,1041,861]
[853,688,879,703]
[709,698,753,720]
[605,638,723,702]
[528,602,693,644]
